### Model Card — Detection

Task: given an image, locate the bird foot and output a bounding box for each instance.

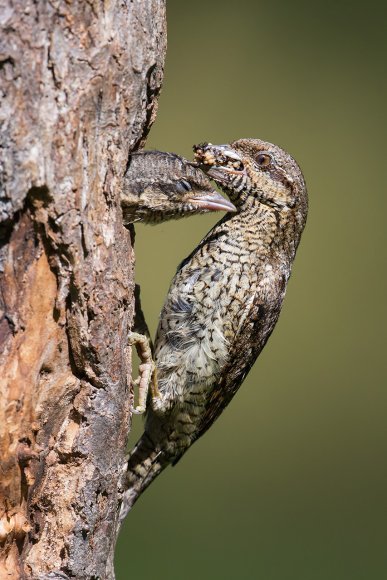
[128,331,160,414]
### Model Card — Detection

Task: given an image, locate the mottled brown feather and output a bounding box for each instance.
[122,138,308,515]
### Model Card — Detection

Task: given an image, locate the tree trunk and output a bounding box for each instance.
[0,1,166,578]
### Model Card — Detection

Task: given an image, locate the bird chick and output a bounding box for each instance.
[122,138,308,517]
[121,150,236,224]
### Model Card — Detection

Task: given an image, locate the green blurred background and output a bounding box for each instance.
[116,0,387,578]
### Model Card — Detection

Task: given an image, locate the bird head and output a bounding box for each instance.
[122,150,236,225]
[193,139,308,231]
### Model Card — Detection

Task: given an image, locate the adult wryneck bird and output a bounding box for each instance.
[122,138,308,517]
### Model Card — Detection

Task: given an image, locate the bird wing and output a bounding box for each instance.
[197,298,274,437]
[171,276,286,466]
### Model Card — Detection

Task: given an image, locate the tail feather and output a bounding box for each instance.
[119,434,168,521]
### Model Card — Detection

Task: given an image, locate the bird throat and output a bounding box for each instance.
[218,196,295,263]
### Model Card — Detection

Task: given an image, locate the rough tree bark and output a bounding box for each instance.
[0,1,166,578]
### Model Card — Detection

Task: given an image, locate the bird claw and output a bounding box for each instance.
[128,331,159,414]
[130,403,147,415]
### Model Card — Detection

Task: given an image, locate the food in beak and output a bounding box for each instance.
[193,143,244,172]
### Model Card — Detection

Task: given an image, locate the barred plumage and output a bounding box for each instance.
[121,138,308,518]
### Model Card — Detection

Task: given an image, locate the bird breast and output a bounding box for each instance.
[153,245,261,405]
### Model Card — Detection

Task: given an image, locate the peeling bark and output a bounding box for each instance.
[0,1,166,578]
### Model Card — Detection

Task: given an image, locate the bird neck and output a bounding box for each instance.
[222,197,300,263]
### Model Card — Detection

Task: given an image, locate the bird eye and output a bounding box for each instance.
[256,153,272,167]
[175,179,192,193]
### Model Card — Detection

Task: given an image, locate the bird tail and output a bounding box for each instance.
[119,433,167,521]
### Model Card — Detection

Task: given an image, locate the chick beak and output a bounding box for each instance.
[187,191,236,212]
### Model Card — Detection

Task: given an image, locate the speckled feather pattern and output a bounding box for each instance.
[123,138,308,514]
[121,150,234,224]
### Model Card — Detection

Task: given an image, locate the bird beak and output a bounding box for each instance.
[212,145,243,162]
[187,191,236,212]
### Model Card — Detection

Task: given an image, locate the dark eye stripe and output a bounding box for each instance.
[253,151,294,194]
[270,168,295,194]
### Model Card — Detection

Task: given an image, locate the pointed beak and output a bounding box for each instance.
[211,145,242,162]
[187,191,236,212]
